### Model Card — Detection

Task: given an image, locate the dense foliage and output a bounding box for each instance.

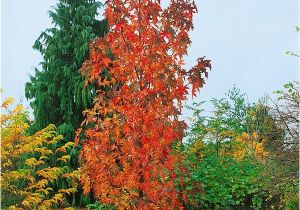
[183,84,299,209]
[24,0,109,205]
[182,88,267,209]
[25,0,107,136]
[262,81,299,209]
[76,0,210,208]
[1,0,298,209]
[1,96,78,209]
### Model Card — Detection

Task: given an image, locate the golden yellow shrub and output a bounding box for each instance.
[1,96,79,209]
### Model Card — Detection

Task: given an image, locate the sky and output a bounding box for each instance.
[1,0,299,121]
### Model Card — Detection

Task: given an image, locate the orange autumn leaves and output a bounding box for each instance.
[77,0,210,209]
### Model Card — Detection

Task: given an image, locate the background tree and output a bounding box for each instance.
[261,81,299,209]
[25,0,108,140]
[183,85,299,209]
[184,87,268,209]
[269,81,299,161]
[24,0,108,206]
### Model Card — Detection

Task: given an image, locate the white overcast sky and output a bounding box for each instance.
[1,0,299,120]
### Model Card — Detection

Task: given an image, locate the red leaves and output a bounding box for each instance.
[114,21,125,31]
[100,57,111,67]
[160,30,172,40]
[80,38,111,85]
[78,0,211,209]
[188,57,211,97]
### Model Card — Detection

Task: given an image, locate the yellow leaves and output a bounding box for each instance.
[47,135,64,145]
[39,155,49,161]
[219,130,234,138]
[34,147,53,155]
[248,110,255,117]
[56,146,67,153]
[36,167,63,181]
[2,171,19,181]
[36,188,51,196]
[3,159,12,167]
[2,95,80,209]
[83,109,96,123]
[65,141,75,147]
[57,155,71,163]
[14,104,24,113]
[238,132,250,141]
[1,96,15,108]
[37,180,50,190]
[21,200,31,208]
[188,140,203,159]
[8,206,22,210]
[193,140,203,150]
[58,188,76,195]
[47,193,64,205]
[232,148,246,160]
[56,142,74,153]
[252,131,259,140]
[254,142,268,158]
[233,132,268,160]
[25,158,45,167]
[62,169,80,180]
[22,193,43,208]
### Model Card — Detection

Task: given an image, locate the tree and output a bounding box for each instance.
[1,95,78,209]
[261,81,299,208]
[269,81,299,162]
[76,0,211,208]
[24,1,108,206]
[184,88,268,209]
[25,0,108,139]
[187,86,267,157]
[184,84,299,209]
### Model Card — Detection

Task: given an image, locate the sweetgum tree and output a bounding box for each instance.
[77,0,211,208]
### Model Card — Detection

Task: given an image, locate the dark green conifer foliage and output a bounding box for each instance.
[25,0,108,139]
[25,1,108,206]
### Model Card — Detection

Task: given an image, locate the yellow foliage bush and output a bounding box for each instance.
[1,96,78,209]
[233,132,268,160]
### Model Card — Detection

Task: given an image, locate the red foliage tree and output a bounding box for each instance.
[76,0,211,208]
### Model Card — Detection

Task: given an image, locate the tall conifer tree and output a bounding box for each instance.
[25,1,108,205]
[25,0,107,140]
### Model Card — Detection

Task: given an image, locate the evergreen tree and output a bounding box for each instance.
[25,0,107,140]
[25,0,108,206]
